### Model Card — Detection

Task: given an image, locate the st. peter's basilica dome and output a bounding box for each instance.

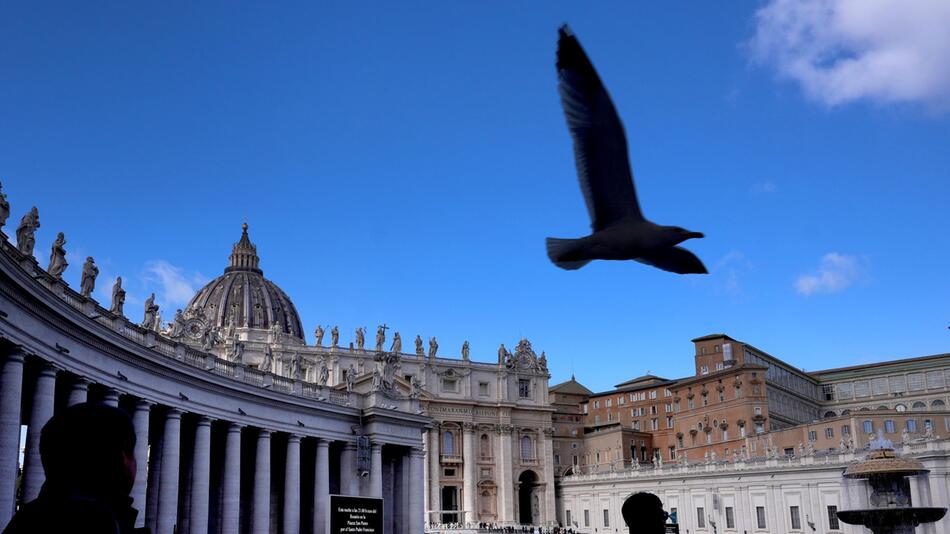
[184,223,305,342]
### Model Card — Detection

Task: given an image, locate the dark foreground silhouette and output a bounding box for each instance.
[3,402,147,534]
[621,492,668,534]
[547,25,707,275]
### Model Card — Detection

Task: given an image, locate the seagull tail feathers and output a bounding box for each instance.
[546,237,591,270]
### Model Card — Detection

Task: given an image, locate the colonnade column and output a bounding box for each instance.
[283,434,301,534]
[313,439,330,534]
[400,451,411,534]
[252,429,272,534]
[496,425,514,524]
[157,408,183,534]
[409,448,425,534]
[422,430,429,517]
[67,376,90,406]
[23,362,57,502]
[222,423,243,534]
[0,349,25,529]
[542,428,556,525]
[462,423,477,526]
[101,387,120,408]
[190,416,212,534]
[369,443,383,498]
[428,425,440,523]
[131,400,153,528]
[340,442,357,496]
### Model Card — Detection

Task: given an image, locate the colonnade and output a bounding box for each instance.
[0,347,426,534]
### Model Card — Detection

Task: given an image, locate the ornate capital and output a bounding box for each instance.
[462,422,477,432]
[495,424,514,435]
[542,427,555,437]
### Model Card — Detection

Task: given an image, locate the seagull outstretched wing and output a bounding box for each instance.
[557,25,643,232]
[635,246,708,275]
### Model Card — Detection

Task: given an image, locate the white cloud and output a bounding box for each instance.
[749,0,950,111]
[795,252,864,296]
[715,251,753,298]
[750,180,777,194]
[143,260,207,310]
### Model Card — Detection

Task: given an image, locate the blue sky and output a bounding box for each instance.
[2,1,949,392]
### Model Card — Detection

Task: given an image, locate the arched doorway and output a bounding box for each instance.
[518,470,539,525]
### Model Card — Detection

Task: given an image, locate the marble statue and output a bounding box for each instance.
[169,309,185,338]
[47,232,68,278]
[225,313,236,339]
[319,357,330,385]
[15,206,40,256]
[259,345,273,372]
[152,309,162,332]
[0,181,9,230]
[703,451,709,463]
[229,341,245,362]
[798,442,805,457]
[141,293,158,329]
[390,331,402,353]
[330,325,339,347]
[538,351,548,370]
[428,336,438,358]
[354,327,365,350]
[290,352,301,380]
[371,366,382,391]
[924,424,936,440]
[732,450,739,463]
[253,304,263,325]
[498,344,507,365]
[806,441,815,456]
[80,256,98,298]
[410,376,422,399]
[414,335,424,357]
[901,428,910,444]
[839,437,846,452]
[710,451,716,462]
[375,325,386,353]
[461,341,470,360]
[345,363,356,392]
[110,277,126,315]
[201,325,221,351]
[314,325,325,346]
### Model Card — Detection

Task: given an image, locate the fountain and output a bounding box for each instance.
[837,432,946,534]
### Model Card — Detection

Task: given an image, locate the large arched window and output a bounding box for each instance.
[931,399,946,410]
[520,435,535,460]
[443,430,456,455]
[913,401,927,411]
[824,411,837,418]
[480,433,491,458]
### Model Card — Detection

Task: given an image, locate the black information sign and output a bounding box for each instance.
[329,495,383,534]
[664,523,679,534]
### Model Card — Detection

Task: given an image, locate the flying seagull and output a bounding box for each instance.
[546,25,707,274]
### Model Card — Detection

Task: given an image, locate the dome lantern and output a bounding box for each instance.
[226,222,262,274]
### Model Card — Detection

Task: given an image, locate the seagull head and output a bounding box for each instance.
[663,226,704,246]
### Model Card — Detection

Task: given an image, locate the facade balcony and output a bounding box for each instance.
[440,454,463,464]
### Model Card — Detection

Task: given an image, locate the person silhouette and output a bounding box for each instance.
[2,402,146,534]
[621,492,668,534]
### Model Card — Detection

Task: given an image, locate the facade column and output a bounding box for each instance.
[496,425,514,524]
[252,429,272,534]
[23,362,57,502]
[101,387,120,408]
[131,400,153,528]
[190,416,212,534]
[428,425,440,523]
[369,443,383,498]
[283,434,302,534]
[422,430,429,517]
[400,452,411,534]
[409,448,425,534]
[462,423,477,526]
[313,439,330,534]
[157,408,183,534]
[67,376,90,406]
[222,423,243,534]
[542,428,556,525]
[340,442,357,496]
[0,349,25,530]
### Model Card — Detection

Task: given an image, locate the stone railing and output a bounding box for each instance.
[2,241,374,411]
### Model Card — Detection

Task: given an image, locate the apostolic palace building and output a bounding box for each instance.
[0,189,948,533]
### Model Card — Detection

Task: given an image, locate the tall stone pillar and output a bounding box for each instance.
[23,362,57,502]
[190,416,213,534]
[542,428,556,525]
[340,442,357,496]
[400,452,411,534]
[427,425,440,523]
[462,423,477,526]
[101,387,120,408]
[252,429,272,534]
[369,443,383,498]
[222,423,243,534]
[496,425,514,524]
[157,408,183,534]
[67,376,90,406]
[409,448,425,534]
[313,439,330,534]
[131,400,153,528]
[0,349,25,530]
[283,434,302,534]
[422,430,429,517]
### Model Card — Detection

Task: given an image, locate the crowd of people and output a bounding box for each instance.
[425,523,577,534]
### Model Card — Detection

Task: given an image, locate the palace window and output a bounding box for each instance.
[715,362,724,371]
[790,506,801,530]
[696,508,705,528]
[700,365,709,375]
[442,378,458,393]
[756,506,767,529]
[649,390,657,399]
[668,446,675,459]
[518,379,531,399]
[688,398,695,410]
[863,420,874,434]
[666,416,673,428]
[825,427,834,439]
[842,424,850,435]
[442,431,456,455]
[725,507,735,529]
[480,434,491,458]
[907,419,918,432]
[651,418,658,431]
[583,510,590,527]
[650,405,658,415]
[478,382,489,396]
[827,506,839,530]
[808,430,817,441]
[603,510,609,527]
[606,399,612,408]
[520,435,535,460]
[884,420,895,433]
